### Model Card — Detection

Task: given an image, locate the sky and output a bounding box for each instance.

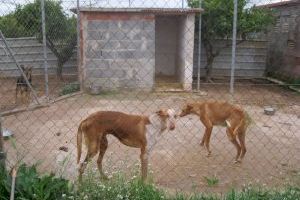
[0,0,288,16]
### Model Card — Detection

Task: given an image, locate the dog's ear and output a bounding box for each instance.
[20,65,25,71]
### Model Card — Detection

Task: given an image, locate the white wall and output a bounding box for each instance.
[176,14,195,91]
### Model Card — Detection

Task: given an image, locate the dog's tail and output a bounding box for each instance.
[77,121,84,164]
[233,114,247,136]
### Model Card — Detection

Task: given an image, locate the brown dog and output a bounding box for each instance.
[77,109,176,181]
[179,101,248,163]
[16,65,32,104]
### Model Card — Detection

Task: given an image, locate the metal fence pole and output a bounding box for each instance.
[41,0,49,99]
[197,0,202,91]
[0,115,5,168]
[182,0,184,8]
[77,0,82,90]
[230,0,238,94]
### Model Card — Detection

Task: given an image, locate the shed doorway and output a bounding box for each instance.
[155,15,186,91]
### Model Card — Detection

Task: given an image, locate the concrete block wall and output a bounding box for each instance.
[266,4,300,80]
[81,12,155,91]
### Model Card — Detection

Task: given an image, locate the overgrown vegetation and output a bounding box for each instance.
[1,163,300,200]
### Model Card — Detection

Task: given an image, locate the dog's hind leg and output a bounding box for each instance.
[226,127,241,163]
[97,135,108,180]
[78,140,99,182]
[237,130,246,162]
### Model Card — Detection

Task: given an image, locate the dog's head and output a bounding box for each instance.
[156,108,177,131]
[20,65,33,78]
[179,103,198,117]
[25,66,33,77]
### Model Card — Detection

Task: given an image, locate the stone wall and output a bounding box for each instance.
[266,4,300,80]
[80,12,155,91]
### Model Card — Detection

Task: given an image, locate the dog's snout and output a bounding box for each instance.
[169,123,175,131]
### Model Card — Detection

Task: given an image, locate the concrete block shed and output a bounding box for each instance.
[73,8,202,92]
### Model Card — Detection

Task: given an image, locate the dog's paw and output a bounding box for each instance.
[234,160,241,164]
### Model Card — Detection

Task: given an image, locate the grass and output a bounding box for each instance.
[1,163,300,200]
[204,176,219,187]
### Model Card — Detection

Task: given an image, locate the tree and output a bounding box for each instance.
[188,0,274,82]
[14,0,77,80]
[0,14,31,38]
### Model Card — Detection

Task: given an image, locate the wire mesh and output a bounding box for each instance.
[0,0,299,194]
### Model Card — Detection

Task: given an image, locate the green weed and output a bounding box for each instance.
[204,176,219,187]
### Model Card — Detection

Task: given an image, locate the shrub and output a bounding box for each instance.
[60,82,80,96]
[0,164,72,200]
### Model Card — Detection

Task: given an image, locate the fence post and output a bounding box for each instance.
[0,115,5,169]
[230,0,238,94]
[197,0,202,91]
[41,0,49,99]
[77,0,82,91]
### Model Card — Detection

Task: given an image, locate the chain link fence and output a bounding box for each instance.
[0,0,299,193]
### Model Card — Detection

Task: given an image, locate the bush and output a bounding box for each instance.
[0,164,72,200]
[60,82,80,96]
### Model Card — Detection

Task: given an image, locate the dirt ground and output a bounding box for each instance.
[0,75,78,112]
[1,81,300,193]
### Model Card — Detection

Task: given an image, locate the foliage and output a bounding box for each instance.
[14,0,77,80]
[0,14,30,38]
[0,164,72,200]
[60,82,80,96]
[0,0,77,80]
[188,0,275,81]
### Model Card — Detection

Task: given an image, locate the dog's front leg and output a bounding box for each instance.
[200,117,213,156]
[140,146,149,181]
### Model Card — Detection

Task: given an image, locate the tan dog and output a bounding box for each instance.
[77,109,176,181]
[179,101,247,163]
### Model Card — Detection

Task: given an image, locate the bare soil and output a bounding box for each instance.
[0,75,78,112]
[1,81,300,193]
